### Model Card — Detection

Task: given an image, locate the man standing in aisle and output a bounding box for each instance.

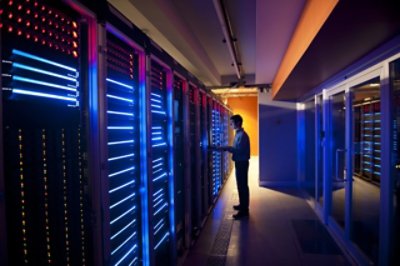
[212,114,250,219]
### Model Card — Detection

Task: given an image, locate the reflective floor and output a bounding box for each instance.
[183,157,353,266]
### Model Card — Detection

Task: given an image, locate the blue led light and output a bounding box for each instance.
[110,193,136,209]
[110,206,136,225]
[107,94,134,103]
[151,110,166,115]
[114,244,137,266]
[108,140,134,146]
[109,166,135,178]
[111,233,137,255]
[109,180,135,194]
[154,203,168,216]
[12,49,77,72]
[107,110,134,117]
[152,158,163,163]
[151,104,162,109]
[153,173,167,182]
[153,189,163,196]
[153,193,164,203]
[107,126,134,130]
[152,137,162,141]
[152,142,167,147]
[152,126,162,130]
[13,76,77,92]
[150,92,162,98]
[12,89,77,102]
[151,98,161,103]
[154,232,170,250]
[12,63,78,81]
[153,198,164,207]
[111,220,136,240]
[152,132,162,135]
[152,163,163,169]
[106,78,134,90]
[108,153,135,162]
[153,168,163,174]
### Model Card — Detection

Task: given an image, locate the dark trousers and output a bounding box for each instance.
[235,161,249,212]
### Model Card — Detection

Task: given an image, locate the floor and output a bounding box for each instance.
[183,157,354,266]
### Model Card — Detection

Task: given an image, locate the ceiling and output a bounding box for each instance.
[107,0,400,101]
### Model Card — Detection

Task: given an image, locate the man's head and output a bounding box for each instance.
[230,114,243,130]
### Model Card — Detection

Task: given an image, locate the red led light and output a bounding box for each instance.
[34,25,38,30]
[42,39,46,45]
[0,9,3,15]
[26,9,31,15]
[72,21,78,29]
[72,51,78,58]
[48,31,53,37]
[17,5,22,10]
[72,41,78,48]
[72,31,78,38]
[0,23,3,29]
[41,29,45,34]
[48,20,53,26]
[8,26,13,32]
[48,42,53,48]
[8,13,13,19]
[26,21,31,27]
[26,33,30,39]
[34,13,38,18]
[8,1,13,6]
[17,17,22,23]
[48,10,52,15]
[17,30,22,35]
[34,2,38,7]
[41,17,46,22]
[41,6,46,11]
[34,36,38,42]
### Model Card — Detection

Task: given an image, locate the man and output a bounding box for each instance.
[212,114,250,219]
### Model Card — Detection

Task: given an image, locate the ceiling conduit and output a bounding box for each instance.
[213,0,242,80]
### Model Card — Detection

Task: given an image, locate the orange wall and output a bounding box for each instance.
[227,96,258,156]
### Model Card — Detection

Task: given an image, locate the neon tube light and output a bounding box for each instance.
[154,220,164,230]
[151,110,166,115]
[154,232,170,250]
[13,76,77,91]
[107,126,134,130]
[108,140,134,146]
[152,142,167,147]
[110,193,136,209]
[109,166,135,178]
[12,49,77,72]
[151,104,162,109]
[153,168,163,174]
[107,110,134,117]
[151,98,161,103]
[12,89,77,102]
[111,219,136,240]
[153,193,164,203]
[152,163,163,169]
[111,233,137,255]
[114,244,137,266]
[109,153,135,161]
[153,198,164,208]
[106,78,133,90]
[153,189,163,196]
[152,137,162,141]
[110,206,136,225]
[12,63,78,81]
[152,132,162,135]
[107,94,133,103]
[152,126,162,129]
[109,180,135,194]
[152,158,163,163]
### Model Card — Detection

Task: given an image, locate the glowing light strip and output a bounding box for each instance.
[129,257,139,266]
[154,203,168,216]
[109,153,135,161]
[151,110,166,115]
[107,126,134,130]
[153,173,167,182]
[153,168,163,174]
[111,219,136,240]
[108,140,134,146]
[109,180,135,194]
[154,220,163,230]
[152,142,167,147]
[154,232,170,250]
[151,98,161,103]
[107,94,133,103]
[152,163,163,169]
[13,89,77,102]
[13,76,77,91]
[152,132,162,135]
[152,157,163,163]
[12,49,77,72]
[115,244,137,266]
[154,189,163,196]
[13,63,78,81]
[110,206,136,225]
[154,223,165,235]
[152,137,162,141]
[110,193,136,209]
[153,198,164,208]
[107,110,134,117]
[150,92,162,98]
[152,126,162,130]
[151,104,162,109]
[107,78,133,89]
[111,233,137,255]
[153,193,164,203]
[109,166,135,177]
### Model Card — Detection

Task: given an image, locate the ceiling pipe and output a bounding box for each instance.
[212,0,242,80]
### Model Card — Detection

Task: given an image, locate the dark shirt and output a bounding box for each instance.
[231,128,250,161]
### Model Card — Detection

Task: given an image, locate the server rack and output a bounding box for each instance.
[147,57,175,265]
[210,100,222,200]
[0,0,94,264]
[172,72,191,256]
[354,100,382,184]
[199,90,210,219]
[221,108,230,181]
[97,23,146,265]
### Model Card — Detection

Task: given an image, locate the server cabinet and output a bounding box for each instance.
[0,0,94,264]
[221,108,230,181]
[173,72,191,256]
[210,100,222,200]
[188,83,201,237]
[147,57,175,265]
[354,100,382,184]
[97,23,146,266]
[199,90,210,218]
